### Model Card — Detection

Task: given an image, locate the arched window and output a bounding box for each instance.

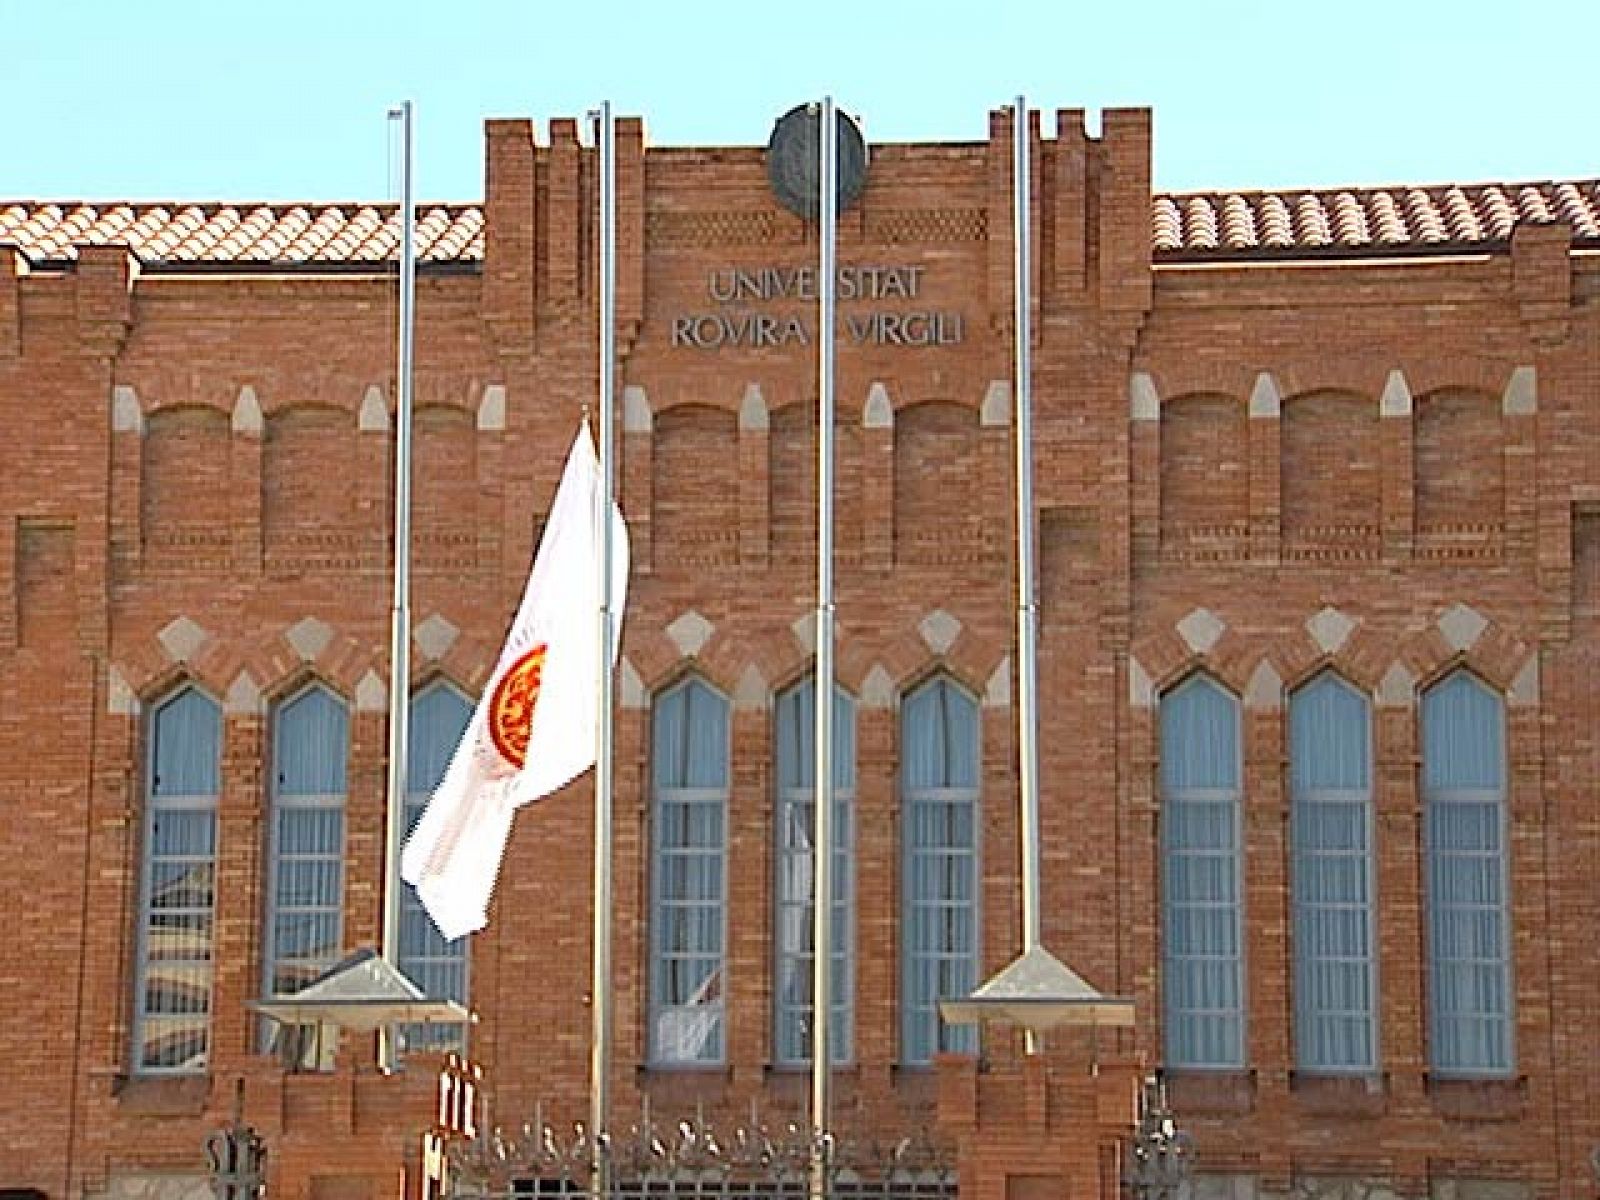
[1423,671,1513,1075]
[134,686,221,1073]
[263,684,348,1060]
[399,682,474,1054]
[1290,673,1376,1072]
[773,677,855,1066]
[649,677,730,1065]
[1160,674,1245,1068]
[900,675,980,1064]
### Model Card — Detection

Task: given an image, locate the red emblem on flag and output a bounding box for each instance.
[487,643,548,770]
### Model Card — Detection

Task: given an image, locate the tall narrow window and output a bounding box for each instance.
[900,675,980,1064]
[1160,674,1245,1068]
[650,677,729,1065]
[399,682,473,1054]
[1290,673,1377,1072]
[134,687,221,1073]
[774,678,855,1066]
[1423,671,1513,1075]
[263,684,348,1054]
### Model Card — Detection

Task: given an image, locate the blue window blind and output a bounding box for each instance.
[650,677,729,1065]
[1423,671,1513,1075]
[1290,673,1377,1072]
[1160,674,1245,1068]
[900,675,980,1065]
[773,678,855,1066]
[399,682,473,1055]
[134,687,221,1073]
[264,685,348,1014]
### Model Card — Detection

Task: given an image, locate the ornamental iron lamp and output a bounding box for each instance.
[1124,1076,1194,1200]
[204,1080,266,1200]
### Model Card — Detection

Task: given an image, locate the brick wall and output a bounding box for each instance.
[0,110,1596,1200]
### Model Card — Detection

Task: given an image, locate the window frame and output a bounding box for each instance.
[1421,669,1515,1079]
[1159,672,1248,1071]
[132,684,222,1076]
[260,681,350,1060]
[898,673,982,1068]
[397,678,474,1056]
[647,675,731,1068]
[771,676,856,1068]
[1288,671,1379,1075]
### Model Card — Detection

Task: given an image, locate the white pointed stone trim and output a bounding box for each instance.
[738,383,768,431]
[983,655,1011,708]
[477,383,507,431]
[1508,653,1540,707]
[232,385,263,435]
[619,656,648,709]
[225,669,264,716]
[863,382,893,429]
[107,666,140,716]
[919,609,962,655]
[413,613,460,662]
[1502,366,1537,416]
[1380,369,1412,418]
[1249,372,1281,419]
[1306,606,1358,655]
[860,664,895,709]
[1377,662,1416,708]
[112,385,144,434]
[791,612,817,653]
[355,669,387,713]
[981,380,1010,427]
[158,616,210,664]
[1437,603,1489,652]
[665,610,714,658]
[1176,607,1226,656]
[286,616,335,662]
[359,385,389,432]
[1130,372,1161,422]
[1128,656,1154,709]
[1244,659,1283,711]
[623,385,652,433]
[733,663,768,710]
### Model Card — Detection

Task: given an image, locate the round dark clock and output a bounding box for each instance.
[765,104,869,221]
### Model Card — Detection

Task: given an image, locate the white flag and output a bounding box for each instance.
[402,424,628,940]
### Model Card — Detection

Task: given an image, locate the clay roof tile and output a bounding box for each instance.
[2,172,1593,265]
[1183,196,1219,250]
[1152,197,1182,252]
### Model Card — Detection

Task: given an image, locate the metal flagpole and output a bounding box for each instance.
[1011,96,1043,1054]
[590,99,617,1200]
[810,94,838,1200]
[380,99,417,1068]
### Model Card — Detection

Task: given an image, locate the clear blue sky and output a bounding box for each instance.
[4,0,1596,203]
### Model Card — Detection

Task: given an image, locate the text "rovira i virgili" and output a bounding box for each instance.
[671,264,967,349]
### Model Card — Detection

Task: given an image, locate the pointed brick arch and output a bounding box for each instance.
[1266,610,1396,697]
[875,619,1000,705]
[632,628,741,700]
[1392,604,1532,696]
[429,628,498,696]
[231,621,376,706]
[1129,621,1254,698]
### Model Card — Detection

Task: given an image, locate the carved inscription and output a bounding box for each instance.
[671,263,966,350]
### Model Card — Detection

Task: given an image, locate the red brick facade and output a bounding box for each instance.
[0,108,1596,1200]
